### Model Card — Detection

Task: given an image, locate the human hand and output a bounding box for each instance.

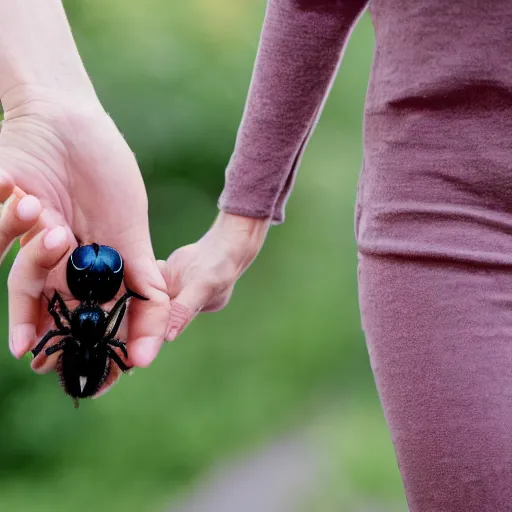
[1,86,170,394]
[158,212,270,341]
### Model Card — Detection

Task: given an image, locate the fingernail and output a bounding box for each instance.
[16,195,41,222]
[44,226,67,250]
[130,336,162,368]
[166,327,179,341]
[92,388,109,400]
[10,323,36,358]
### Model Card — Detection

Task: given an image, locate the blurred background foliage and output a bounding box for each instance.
[0,1,407,511]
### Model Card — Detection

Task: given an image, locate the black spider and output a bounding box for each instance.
[31,243,147,406]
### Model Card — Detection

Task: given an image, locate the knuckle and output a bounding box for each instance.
[6,258,26,293]
[34,250,53,271]
[203,273,231,295]
[35,245,66,272]
[168,244,192,261]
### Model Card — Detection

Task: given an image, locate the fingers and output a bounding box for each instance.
[8,226,71,358]
[166,290,205,342]
[160,256,240,342]
[122,256,171,368]
[30,336,61,374]
[0,188,42,263]
[91,254,169,398]
[20,207,67,248]
[0,171,15,202]
[157,259,211,342]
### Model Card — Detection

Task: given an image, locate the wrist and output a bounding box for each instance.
[1,84,102,120]
[0,0,98,109]
[0,77,97,113]
[209,211,270,267]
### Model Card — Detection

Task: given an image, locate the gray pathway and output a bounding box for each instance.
[166,431,406,512]
[167,434,321,512]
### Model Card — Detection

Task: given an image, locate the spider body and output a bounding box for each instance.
[32,244,147,403]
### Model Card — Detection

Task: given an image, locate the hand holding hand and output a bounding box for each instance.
[158,212,270,341]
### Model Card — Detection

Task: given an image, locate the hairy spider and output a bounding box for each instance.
[31,244,147,406]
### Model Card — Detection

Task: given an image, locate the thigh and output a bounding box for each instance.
[358,253,512,512]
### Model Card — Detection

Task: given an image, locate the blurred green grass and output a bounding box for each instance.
[304,394,408,512]
[0,3,406,510]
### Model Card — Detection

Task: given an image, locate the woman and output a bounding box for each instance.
[165,1,512,510]
[2,0,510,509]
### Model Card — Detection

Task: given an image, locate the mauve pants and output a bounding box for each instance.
[358,251,512,511]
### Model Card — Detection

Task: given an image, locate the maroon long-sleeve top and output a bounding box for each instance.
[217,2,512,510]
[219,0,512,265]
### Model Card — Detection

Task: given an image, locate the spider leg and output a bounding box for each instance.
[52,291,72,322]
[126,286,149,301]
[107,346,132,372]
[48,291,72,330]
[104,287,147,338]
[105,304,126,340]
[107,338,128,359]
[45,336,73,357]
[31,329,69,357]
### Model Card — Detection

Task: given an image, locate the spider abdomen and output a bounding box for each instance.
[57,345,110,399]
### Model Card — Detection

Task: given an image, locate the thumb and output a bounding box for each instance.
[123,255,171,368]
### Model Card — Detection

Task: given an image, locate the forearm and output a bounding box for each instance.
[0,0,97,110]
[219,0,368,224]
